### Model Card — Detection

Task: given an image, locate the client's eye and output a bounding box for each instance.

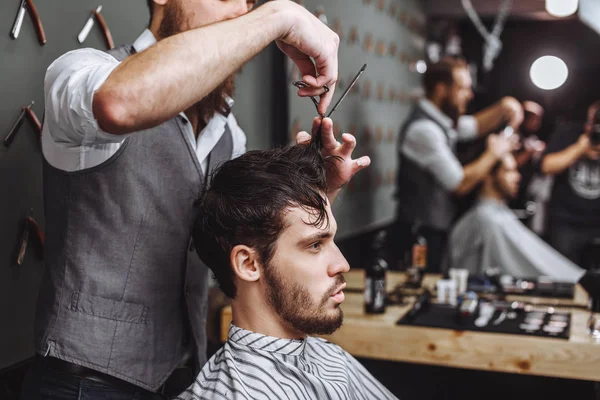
[309,242,322,252]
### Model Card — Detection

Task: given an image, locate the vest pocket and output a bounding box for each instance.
[69,291,148,324]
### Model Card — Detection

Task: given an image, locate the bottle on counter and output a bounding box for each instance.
[406,222,427,287]
[365,230,388,314]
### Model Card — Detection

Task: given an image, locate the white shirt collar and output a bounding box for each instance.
[132,29,157,53]
[419,98,454,130]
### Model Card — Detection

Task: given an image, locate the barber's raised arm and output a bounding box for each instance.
[453,134,515,196]
[94,1,339,135]
[470,96,523,137]
[541,134,590,175]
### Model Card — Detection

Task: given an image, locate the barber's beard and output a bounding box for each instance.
[440,97,460,126]
[263,264,344,335]
[158,0,236,127]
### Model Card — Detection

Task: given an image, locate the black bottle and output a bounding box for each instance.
[365,230,388,314]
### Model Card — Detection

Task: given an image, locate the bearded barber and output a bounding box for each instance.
[394,57,520,273]
[22,1,355,399]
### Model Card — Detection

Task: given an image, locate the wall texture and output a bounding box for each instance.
[0,0,272,370]
[287,0,426,240]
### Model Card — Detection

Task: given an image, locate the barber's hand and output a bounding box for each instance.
[586,145,600,161]
[273,1,339,115]
[296,117,371,192]
[578,133,600,160]
[524,136,546,158]
[486,133,519,159]
[501,96,524,129]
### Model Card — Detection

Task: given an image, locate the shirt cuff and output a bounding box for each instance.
[457,115,479,141]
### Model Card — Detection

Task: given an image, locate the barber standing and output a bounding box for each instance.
[394,57,521,273]
[22,1,363,399]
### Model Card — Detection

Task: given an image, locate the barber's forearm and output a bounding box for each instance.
[454,150,498,196]
[93,3,285,134]
[473,102,505,137]
[541,143,585,175]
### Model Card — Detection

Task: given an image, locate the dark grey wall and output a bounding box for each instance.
[287,0,426,239]
[0,0,272,370]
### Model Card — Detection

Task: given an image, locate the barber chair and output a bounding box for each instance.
[581,238,600,272]
[511,201,537,221]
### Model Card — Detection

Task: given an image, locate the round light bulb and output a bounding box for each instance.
[530,56,569,90]
[546,0,578,18]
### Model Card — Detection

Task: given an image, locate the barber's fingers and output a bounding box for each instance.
[311,117,321,136]
[276,2,339,115]
[296,131,311,144]
[296,84,330,98]
[319,118,338,149]
[509,134,521,150]
[296,117,324,145]
[338,133,357,157]
[354,156,371,169]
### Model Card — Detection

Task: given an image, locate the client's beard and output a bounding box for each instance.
[158,0,236,126]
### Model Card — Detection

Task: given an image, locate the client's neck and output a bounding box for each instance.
[231,292,306,340]
[479,184,507,203]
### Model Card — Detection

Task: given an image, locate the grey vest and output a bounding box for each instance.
[34,45,234,391]
[395,104,457,231]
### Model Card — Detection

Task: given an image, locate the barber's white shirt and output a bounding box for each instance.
[401,99,478,191]
[42,28,247,172]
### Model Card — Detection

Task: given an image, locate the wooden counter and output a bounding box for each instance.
[344,270,590,308]
[220,270,600,382]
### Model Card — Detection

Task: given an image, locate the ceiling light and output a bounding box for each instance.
[530,56,569,90]
[546,0,578,18]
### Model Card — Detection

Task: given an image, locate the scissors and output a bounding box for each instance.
[292,64,367,148]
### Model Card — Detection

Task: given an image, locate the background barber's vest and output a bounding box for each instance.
[34,45,233,391]
[395,104,457,231]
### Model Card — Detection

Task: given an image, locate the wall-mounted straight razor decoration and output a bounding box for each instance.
[10,0,47,45]
[16,209,44,266]
[4,101,41,147]
[78,5,115,50]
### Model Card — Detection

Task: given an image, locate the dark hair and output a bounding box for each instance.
[193,143,332,298]
[423,57,468,98]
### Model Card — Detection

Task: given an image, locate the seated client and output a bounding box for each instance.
[176,144,398,400]
[448,153,585,282]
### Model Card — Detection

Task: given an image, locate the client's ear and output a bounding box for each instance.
[230,245,261,282]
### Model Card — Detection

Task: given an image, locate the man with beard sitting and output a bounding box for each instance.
[24,1,350,398]
[447,153,586,282]
[177,142,398,400]
[394,57,519,273]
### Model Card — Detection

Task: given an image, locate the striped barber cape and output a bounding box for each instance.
[176,324,399,400]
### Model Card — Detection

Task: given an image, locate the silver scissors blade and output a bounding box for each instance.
[327,63,367,118]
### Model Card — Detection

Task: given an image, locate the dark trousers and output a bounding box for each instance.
[21,358,165,400]
[388,221,448,274]
[549,218,600,268]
